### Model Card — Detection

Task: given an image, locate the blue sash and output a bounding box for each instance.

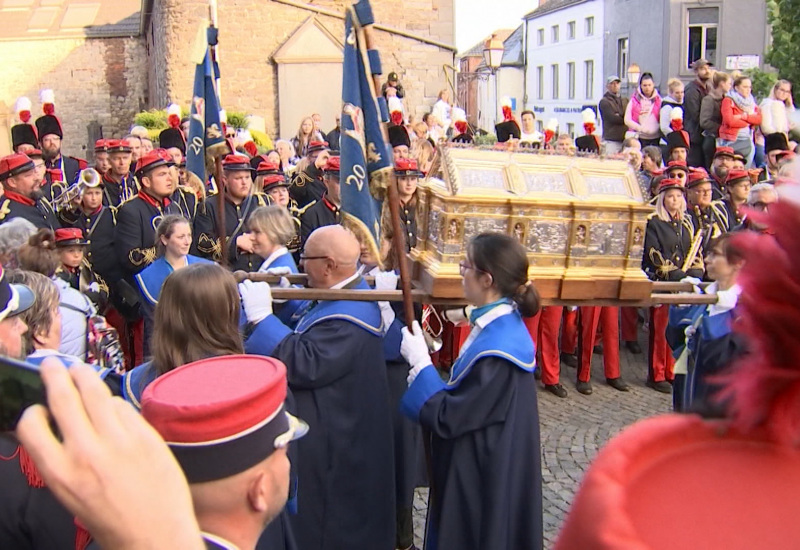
[135,255,212,305]
[121,361,158,410]
[293,278,382,336]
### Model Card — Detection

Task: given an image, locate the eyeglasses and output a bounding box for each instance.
[692,189,713,196]
[778,88,791,93]
[751,201,771,212]
[458,260,489,277]
[298,254,330,263]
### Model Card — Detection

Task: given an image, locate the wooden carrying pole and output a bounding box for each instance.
[208,1,227,266]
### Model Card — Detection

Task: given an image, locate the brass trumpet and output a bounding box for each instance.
[53,168,101,211]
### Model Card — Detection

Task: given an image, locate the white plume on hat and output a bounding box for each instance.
[40,89,55,106]
[219,109,227,123]
[235,129,253,146]
[167,103,181,117]
[581,108,597,124]
[500,96,512,109]
[671,107,684,121]
[545,118,559,132]
[388,96,403,114]
[14,97,32,114]
[452,107,467,123]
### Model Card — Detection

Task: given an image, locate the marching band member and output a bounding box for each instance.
[35,90,86,191]
[299,156,341,248]
[686,168,731,257]
[53,227,108,311]
[194,154,270,272]
[257,163,303,256]
[289,141,330,208]
[93,139,111,175]
[398,231,543,549]
[102,139,139,207]
[135,215,211,355]
[0,153,60,230]
[381,157,420,254]
[576,305,629,394]
[642,177,704,393]
[722,169,752,227]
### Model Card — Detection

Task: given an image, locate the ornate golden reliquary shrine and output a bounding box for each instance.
[411,145,653,300]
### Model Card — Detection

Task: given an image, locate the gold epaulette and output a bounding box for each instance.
[0,199,11,222]
[645,211,658,221]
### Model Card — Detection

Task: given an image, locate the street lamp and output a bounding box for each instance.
[627,63,641,88]
[483,33,505,123]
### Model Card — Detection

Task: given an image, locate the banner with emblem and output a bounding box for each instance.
[340,0,393,259]
[186,25,229,190]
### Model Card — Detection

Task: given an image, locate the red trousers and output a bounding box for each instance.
[577,307,621,382]
[621,307,639,342]
[523,307,578,385]
[648,306,675,382]
[104,307,144,370]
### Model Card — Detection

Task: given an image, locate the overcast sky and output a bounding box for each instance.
[454,0,535,53]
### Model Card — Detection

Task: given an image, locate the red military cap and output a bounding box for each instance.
[776,150,796,163]
[686,168,710,189]
[665,160,689,174]
[135,148,173,177]
[306,141,329,156]
[94,139,109,153]
[0,153,35,181]
[106,139,132,154]
[222,153,253,172]
[394,157,422,177]
[714,146,736,159]
[262,174,290,193]
[658,177,685,194]
[726,169,751,186]
[54,227,88,247]
[141,355,308,483]
[256,161,282,177]
[25,148,43,159]
[323,156,341,175]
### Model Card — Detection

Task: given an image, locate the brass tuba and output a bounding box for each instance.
[53,168,101,211]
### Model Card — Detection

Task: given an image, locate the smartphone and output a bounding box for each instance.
[0,356,45,432]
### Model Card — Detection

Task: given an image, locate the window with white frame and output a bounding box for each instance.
[537,66,544,100]
[567,62,576,99]
[552,64,559,99]
[552,25,559,43]
[567,123,575,137]
[617,37,629,80]
[537,28,544,45]
[585,16,594,36]
[687,7,718,69]
[567,21,576,39]
[584,60,594,99]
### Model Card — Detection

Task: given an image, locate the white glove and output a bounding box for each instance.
[238,280,273,324]
[680,276,703,294]
[264,266,292,276]
[401,321,432,382]
[407,362,430,386]
[271,276,292,305]
[374,270,399,291]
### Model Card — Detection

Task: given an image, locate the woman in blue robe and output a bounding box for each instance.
[400,232,544,550]
[134,214,210,356]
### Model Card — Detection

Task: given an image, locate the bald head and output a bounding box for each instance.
[303,225,360,288]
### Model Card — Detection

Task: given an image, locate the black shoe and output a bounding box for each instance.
[560,352,577,368]
[534,367,542,380]
[593,344,603,355]
[646,380,673,394]
[544,383,568,398]
[607,377,630,392]
[576,380,593,395]
[624,341,643,354]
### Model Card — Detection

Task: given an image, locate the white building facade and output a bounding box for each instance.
[523,0,605,138]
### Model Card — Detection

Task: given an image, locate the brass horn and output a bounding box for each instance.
[53,168,101,211]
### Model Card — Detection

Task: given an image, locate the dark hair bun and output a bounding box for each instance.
[28,228,56,251]
[513,281,541,318]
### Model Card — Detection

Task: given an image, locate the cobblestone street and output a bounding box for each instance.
[412,331,671,549]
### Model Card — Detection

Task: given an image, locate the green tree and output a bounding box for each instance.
[765,0,800,104]
[745,68,778,102]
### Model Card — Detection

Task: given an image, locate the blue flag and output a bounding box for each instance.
[340,0,392,258]
[186,28,228,190]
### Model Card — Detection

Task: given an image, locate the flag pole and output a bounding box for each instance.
[208,0,228,266]
[356,14,415,330]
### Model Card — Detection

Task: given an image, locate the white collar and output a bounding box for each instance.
[200,532,240,550]
[330,271,360,290]
[520,130,542,141]
[474,303,514,329]
[258,246,289,272]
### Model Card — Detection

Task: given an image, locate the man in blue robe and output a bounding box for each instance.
[242,224,395,550]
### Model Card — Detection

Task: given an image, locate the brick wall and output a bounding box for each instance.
[147,0,456,139]
[1,36,148,159]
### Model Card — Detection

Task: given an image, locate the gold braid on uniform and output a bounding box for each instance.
[0,199,11,222]
[649,248,678,278]
[128,246,157,267]
[197,234,223,262]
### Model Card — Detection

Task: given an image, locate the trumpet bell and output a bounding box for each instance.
[421,305,444,353]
